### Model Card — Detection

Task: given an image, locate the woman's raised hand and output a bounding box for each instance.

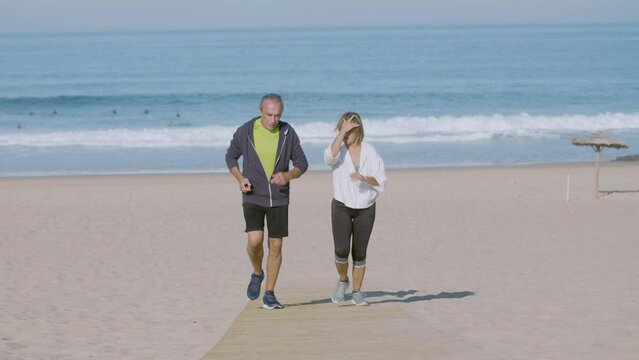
[340,115,360,134]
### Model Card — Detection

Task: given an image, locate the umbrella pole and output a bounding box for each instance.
[594,145,601,198]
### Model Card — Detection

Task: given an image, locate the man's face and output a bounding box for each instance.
[259,99,283,131]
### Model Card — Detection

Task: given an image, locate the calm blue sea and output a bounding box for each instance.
[1,24,639,176]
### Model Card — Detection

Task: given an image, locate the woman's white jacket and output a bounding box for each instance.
[324,141,386,209]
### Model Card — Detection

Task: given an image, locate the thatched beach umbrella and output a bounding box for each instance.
[571,131,628,198]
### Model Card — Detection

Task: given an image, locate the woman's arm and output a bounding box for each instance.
[350,173,380,186]
[330,115,359,157]
[352,145,386,192]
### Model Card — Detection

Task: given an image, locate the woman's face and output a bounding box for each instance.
[343,129,357,146]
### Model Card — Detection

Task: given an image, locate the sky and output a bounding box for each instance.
[1,0,638,33]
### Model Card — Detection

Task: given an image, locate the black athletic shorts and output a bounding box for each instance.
[242,203,289,238]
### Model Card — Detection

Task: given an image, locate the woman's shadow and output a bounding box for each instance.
[286,289,475,307]
[366,290,475,304]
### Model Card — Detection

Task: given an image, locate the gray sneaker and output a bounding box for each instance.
[331,280,349,303]
[351,290,369,306]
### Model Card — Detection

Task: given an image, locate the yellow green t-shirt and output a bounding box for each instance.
[253,118,279,179]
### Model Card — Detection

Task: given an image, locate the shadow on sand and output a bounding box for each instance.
[285,289,475,307]
[367,290,476,305]
[600,189,639,197]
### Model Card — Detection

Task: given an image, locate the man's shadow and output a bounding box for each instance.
[285,289,475,307]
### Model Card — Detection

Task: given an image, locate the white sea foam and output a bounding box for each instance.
[2,113,638,148]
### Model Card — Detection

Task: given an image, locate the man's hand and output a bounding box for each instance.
[270,172,291,186]
[240,177,252,193]
[230,167,252,193]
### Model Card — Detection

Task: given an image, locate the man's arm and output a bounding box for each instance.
[289,127,308,174]
[271,127,308,186]
[225,128,243,170]
[271,166,303,186]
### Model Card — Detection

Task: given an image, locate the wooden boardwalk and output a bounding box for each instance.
[201,287,471,360]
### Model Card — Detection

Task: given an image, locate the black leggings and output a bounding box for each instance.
[331,199,376,267]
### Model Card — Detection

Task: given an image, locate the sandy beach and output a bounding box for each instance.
[2,162,639,359]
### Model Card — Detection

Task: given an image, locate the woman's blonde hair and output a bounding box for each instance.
[336,112,364,145]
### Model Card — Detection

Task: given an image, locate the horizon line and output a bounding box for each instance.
[1,20,638,37]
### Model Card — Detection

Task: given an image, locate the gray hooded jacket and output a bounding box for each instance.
[225,117,308,207]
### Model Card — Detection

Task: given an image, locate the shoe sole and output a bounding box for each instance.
[351,299,369,306]
[262,304,283,309]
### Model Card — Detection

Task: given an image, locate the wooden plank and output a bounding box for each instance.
[201,288,469,360]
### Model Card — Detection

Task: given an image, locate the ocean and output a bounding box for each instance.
[1,23,638,176]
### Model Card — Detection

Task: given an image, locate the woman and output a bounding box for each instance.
[324,112,386,306]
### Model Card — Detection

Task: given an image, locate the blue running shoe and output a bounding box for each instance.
[246,272,264,301]
[262,292,284,309]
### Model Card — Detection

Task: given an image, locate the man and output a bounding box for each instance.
[225,93,308,309]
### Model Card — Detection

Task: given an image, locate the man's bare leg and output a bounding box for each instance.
[247,230,264,276]
[265,237,282,291]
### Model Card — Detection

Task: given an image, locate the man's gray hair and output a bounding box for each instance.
[260,93,284,108]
